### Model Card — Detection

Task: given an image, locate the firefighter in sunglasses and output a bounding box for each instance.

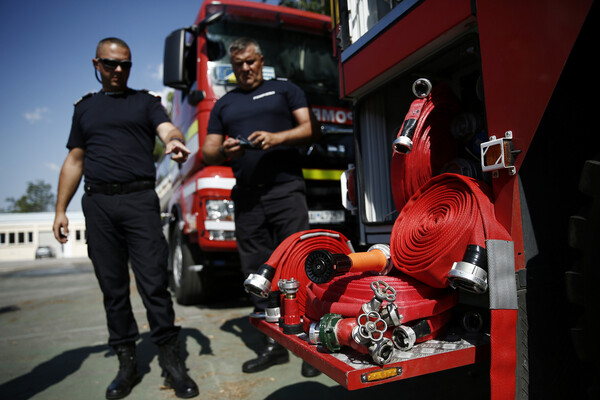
[53,37,198,399]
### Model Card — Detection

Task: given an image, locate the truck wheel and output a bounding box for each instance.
[170,227,210,305]
[566,158,600,397]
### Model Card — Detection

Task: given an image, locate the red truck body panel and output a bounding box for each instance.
[249,0,597,395]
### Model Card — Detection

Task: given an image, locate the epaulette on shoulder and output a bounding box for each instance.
[141,89,162,99]
[276,77,289,81]
[74,92,94,106]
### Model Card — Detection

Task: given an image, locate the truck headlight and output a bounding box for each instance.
[205,199,235,221]
[208,230,236,241]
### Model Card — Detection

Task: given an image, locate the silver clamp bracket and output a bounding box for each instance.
[480,131,517,178]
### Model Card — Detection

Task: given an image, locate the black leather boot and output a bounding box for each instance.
[106,342,141,399]
[301,360,322,377]
[158,337,199,399]
[242,336,289,373]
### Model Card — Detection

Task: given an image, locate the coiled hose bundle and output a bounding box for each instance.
[390,173,512,288]
[305,273,457,324]
[390,83,460,211]
[243,229,353,316]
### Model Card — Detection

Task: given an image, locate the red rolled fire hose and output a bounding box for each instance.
[263,229,353,315]
[304,273,457,324]
[390,173,512,287]
[390,83,460,211]
[389,172,515,399]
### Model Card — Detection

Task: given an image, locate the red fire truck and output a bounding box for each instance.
[157,0,355,305]
[248,0,599,398]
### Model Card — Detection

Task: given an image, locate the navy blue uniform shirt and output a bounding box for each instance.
[67,89,170,184]
[207,79,308,186]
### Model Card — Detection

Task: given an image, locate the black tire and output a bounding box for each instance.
[566,159,600,398]
[169,227,211,305]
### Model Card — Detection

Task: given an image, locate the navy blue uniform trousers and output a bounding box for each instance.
[82,189,179,346]
[232,178,310,311]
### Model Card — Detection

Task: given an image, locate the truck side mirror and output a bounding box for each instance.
[163,12,224,91]
[163,28,196,92]
[163,28,191,91]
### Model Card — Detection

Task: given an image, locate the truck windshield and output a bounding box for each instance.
[206,20,339,106]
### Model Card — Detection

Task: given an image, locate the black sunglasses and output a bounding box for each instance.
[98,58,132,70]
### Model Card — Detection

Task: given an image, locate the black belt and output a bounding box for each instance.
[84,180,155,195]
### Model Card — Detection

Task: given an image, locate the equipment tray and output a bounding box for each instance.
[250,318,490,390]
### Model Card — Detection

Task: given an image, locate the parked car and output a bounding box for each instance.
[35,246,55,259]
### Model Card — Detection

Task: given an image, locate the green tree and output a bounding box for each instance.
[166,91,174,118]
[4,180,55,213]
[279,0,330,15]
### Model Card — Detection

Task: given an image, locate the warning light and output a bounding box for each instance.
[361,367,402,383]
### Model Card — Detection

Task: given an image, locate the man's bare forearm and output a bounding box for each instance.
[55,149,84,214]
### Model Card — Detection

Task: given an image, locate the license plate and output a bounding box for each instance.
[308,210,345,224]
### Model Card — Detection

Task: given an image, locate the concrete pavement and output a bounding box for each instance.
[0,258,489,399]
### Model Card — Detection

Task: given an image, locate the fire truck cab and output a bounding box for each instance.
[158,0,356,305]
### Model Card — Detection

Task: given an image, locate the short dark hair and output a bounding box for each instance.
[229,37,262,56]
[96,37,131,57]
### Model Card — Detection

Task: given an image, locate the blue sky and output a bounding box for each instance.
[0,0,276,212]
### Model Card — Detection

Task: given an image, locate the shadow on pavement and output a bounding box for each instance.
[265,381,355,400]
[0,328,210,400]
[181,327,214,357]
[0,343,108,400]
[220,315,262,354]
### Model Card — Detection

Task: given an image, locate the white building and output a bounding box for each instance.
[0,212,87,261]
